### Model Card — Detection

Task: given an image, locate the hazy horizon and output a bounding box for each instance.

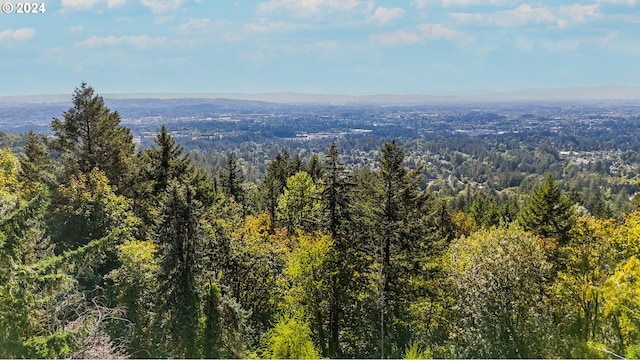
[3,85,640,105]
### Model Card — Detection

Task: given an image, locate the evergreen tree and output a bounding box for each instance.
[375,139,429,357]
[260,151,296,226]
[321,142,356,357]
[306,153,324,184]
[144,125,194,195]
[272,150,294,192]
[292,153,303,174]
[19,131,53,186]
[201,280,223,359]
[322,143,353,241]
[260,170,282,227]
[49,168,139,291]
[518,174,575,245]
[132,125,216,233]
[107,239,158,357]
[192,167,217,209]
[378,140,424,283]
[220,153,245,204]
[50,83,134,191]
[50,169,135,253]
[156,182,203,358]
[0,186,52,357]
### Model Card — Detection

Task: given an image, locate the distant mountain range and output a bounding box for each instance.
[2,86,640,105]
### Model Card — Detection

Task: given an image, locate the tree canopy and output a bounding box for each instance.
[2,84,640,359]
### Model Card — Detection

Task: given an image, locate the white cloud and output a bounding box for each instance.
[0,28,36,42]
[244,20,306,33]
[141,0,189,14]
[371,23,459,46]
[597,0,636,5]
[75,35,168,48]
[453,5,553,27]
[60,0,101,8]
[555,4,600,28]
[175,17,212,33]
[368,7,405,26]
[453,4,600,28]
[60,0,190,13]
[107,0,126,7]
[174,17,304,43]
[442,0,515,6]
[258,0,365,17]
[411,0,517,8]
[69,25,84,33]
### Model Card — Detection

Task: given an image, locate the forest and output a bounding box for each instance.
[2,83,640,359]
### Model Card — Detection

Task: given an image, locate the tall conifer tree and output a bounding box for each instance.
[518,174,575,245]
[220,153,245,204]
[19,130,53,186]
[375,139,427,357]
[156,183,202,358]
[321,142,356,357]
[50,83,134,191]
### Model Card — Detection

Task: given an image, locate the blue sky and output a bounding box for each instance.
[1,0,639,96]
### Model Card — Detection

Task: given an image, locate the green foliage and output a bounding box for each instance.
[107,239,158,356]
[613,211,640,259]
[0,147,22,217]
[19,130,54,188]
[518,174,575,245]
[260,169,282,225]
[156,182,203,358]
[319,142,360,357]
[374,140,433,357]
[220,153,245,205]
[50,168,138,262]
[217,292,252,358]
[260,150,296,223]
[0,182,53,358]
[604,256,640,353]
[263,313,320,359]
[197,279,252,358]
[551,216,617,355]
[201,280,223,358]
[281,232,334,355]
[449,225,554,358]
[626,344,640,359]
[276,171,321,232]
[7,84,640,359]
[22,331,76,359]
[403,341,432,360]
[306,153,324,183]
[321,142,354,240]
[50,83,135,190]
[204,210,286,346]
[0,184,51,269]
[140,125,195,195]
